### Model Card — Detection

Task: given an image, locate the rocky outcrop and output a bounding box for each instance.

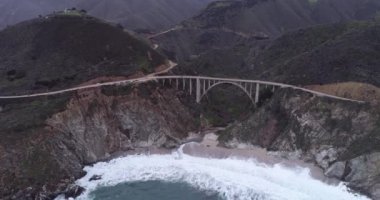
[219,88,380,198]
[0,84,197,199]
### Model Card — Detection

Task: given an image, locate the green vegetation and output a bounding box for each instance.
[137,55,154,74]
[55,8,87,17]
[0,14,167,95]
[217,125,235,145]
[210,1,235,8]
[375,11,380,21]
[339,120,380,160]
[200,85,254,127]
[0,94,72,140]
[253,21,380,86]
[308,0,319,6]
[101,85,134,97]
[21,146,61,186]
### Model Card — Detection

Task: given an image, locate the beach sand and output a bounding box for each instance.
[182,132,339,185]
[109,130,339,186]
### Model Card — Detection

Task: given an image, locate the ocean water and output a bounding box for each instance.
[68,146,369,200]
[90,180,220,200]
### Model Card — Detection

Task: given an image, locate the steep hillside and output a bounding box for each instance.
[251,21,380,87]
[76,0,217,31]
[155,0,380,73]
[0,12,167,96]
[305,82,380,105]
[218,88,380,198]
[0,13,197,199]
[184,0,380,37]
[154,0,380,136]
[0,0,217,31]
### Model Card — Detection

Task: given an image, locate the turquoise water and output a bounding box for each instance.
[90,181,221,200]
[70,147,370,200]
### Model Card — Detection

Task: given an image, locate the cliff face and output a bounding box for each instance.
[0,85,197,199]
[219,89,380,198]
[0,13,192,199]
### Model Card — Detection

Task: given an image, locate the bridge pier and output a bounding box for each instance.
[203,79,206,94]
[196,78,201,103]
[255,84,260,104]
[249,83,253,96]
[190,79,193,95]
[0,76,362,104]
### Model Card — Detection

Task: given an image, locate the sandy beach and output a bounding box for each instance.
[110,130,340,186]
[183,133,339,185]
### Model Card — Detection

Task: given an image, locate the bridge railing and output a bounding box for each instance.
[0,75,365,104]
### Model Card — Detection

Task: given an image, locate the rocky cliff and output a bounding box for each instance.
[159,20,380,127]
[0,84,197,199]
[219,88,380,198]
[0,13,198,199]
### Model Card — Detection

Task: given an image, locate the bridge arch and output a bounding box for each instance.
[199,81,255,105]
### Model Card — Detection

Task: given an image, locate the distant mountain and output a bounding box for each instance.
[153,0,380,128]
[184,0,380,37]
[172,21,380,88]
[0,0,75,29]
[0,0,217,31]
[155,0,380,76]
[76,0,217,31]
[251,21,380,87]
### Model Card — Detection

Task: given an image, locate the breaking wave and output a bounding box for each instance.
[71,145,369,200]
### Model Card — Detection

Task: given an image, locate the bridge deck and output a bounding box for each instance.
[0,75,365,103]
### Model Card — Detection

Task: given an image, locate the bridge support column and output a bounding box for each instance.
[249,83,253,97]
[196,78,201,103]
[190,79,192,95]
[255,84,260,104]
[203,80,206,94]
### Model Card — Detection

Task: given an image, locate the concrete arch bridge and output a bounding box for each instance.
[0,75,364,104]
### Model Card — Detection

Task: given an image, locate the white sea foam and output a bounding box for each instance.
[68,146,369,200]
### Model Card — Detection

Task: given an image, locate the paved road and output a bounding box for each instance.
[0,73,365,103]
[148,26,267,40]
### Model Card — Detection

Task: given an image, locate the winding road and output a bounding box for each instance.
[0,72,365,104]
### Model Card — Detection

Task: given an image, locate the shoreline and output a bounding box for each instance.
[183,133,341,186]
[103,131,340,186]
[67,131,371,200]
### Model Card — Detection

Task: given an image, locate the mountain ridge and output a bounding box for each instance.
[0,0,218,31]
